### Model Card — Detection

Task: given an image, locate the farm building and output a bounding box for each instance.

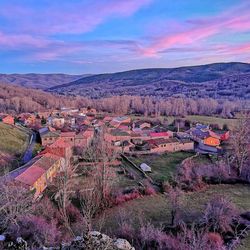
[14,153,65,198]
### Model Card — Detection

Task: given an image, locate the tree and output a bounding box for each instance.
[52,163,77,236]
[230,114,250,176]
[82,129,117,201]
[202,196,238,233]
[165,184,183,226]
[0,179,33,229]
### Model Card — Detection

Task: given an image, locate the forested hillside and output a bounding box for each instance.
[48,62,250,99]
[0,73,90,89]
[1,82,249,118]
[0,83,86,113]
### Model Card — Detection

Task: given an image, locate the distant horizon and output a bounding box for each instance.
[0,0,250,74]
[1,61,249,75]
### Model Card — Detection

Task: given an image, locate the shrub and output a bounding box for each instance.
[205,232,224,249]
[7,215,61,247]
[114,190,141,205]
[144,186,156,196]
[202,196,239,233]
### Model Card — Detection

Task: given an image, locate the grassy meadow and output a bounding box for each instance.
[95,184,250,236]
[129,152,195,183]
[0,123,30,170]
[131,114,239,130]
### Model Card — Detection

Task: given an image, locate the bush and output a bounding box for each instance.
[7,215,61,247]
[202,196,239,233]
[144,186,156,196]
[114,190,141,205]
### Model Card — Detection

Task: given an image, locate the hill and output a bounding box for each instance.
[0,73,91,89]
[48,62,250,99]
[0,82,89,114]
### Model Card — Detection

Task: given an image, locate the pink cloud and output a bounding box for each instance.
[0,32,50,48]
[142,3,250,56]
[0,0,152,35]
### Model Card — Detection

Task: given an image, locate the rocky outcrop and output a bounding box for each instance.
[62,231,135,250]
[0,231,134,250]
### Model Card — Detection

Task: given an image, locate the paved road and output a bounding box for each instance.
[22,132,37,164]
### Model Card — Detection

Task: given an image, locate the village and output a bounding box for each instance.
[0,107,230,199]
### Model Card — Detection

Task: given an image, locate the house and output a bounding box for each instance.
[103,116,113,123]
[188,127,210,142]
[203,136,220,147]
[134,121,151,130]
[146,138,194,153]
[220,131,230,141]
[51,117,65,128]
[75,128,95,148]
[18,113,36,126]
[149,131,172,139]
[118,124,131,132]
[112,140,132,153]
[45,138,73,161]
[106,129,131,142]
[65,117,76,127]
[14,153,65,198]
[39,128,60,146]
[197,142,220,154]
[110,116,131,128]
[0,114,15,125]
[60,131,76,146]
[80,107,97,116]
[61,107,79,116]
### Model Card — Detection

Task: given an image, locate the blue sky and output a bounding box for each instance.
[0,0,250,74]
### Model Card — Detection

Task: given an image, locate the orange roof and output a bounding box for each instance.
[203,136,220,146]
[49,138,71,148]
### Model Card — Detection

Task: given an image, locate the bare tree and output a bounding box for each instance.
[165,184,183,227]
[230,114,250,176]
[0,179,33,228]
[82,129,117,201]
[77,180,103,232]
[52,163,77,236]
[202,196,238,233]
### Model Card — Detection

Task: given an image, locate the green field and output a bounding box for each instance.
[0,123,29,169]
[185,115,238,130]
[131,114,238,130]
[94,184,250,235]
[129,152,195,183]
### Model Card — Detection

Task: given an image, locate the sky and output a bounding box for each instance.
[0,0,250,74]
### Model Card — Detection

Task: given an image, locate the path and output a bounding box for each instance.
[22,131,37,164]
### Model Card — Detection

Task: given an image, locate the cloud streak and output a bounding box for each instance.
[0,0,152,35]
[141,2,250,56]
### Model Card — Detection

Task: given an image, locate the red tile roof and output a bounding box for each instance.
[49,138,71,148]
[15,165,45,186]
[150,132,169,137]
[147,138,178,147]
[15,153,62,186]
[60,132,76,137]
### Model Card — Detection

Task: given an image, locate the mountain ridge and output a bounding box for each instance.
[0,73,92,89]
[47,62,250,99]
